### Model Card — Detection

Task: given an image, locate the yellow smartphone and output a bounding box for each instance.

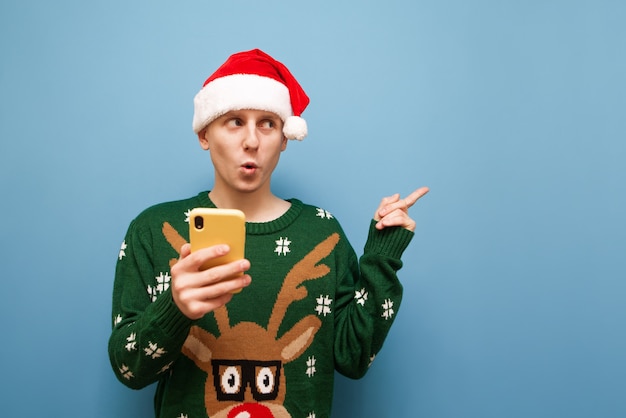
[188,208,246,275]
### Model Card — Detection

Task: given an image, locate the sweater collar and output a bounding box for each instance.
[195,191,303,235]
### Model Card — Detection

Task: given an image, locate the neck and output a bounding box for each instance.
[208,188,290,223]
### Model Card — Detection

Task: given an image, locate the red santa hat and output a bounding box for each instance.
[192,49,310,140]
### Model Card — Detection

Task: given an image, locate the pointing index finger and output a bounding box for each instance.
[403,187,430,209]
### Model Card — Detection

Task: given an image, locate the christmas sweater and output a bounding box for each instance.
[109,191,414,418]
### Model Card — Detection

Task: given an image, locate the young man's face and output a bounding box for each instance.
[198,109,287,195]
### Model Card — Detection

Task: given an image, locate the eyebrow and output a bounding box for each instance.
[223,110,281,120]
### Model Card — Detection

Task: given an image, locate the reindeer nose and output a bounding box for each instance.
[228,402,274,418]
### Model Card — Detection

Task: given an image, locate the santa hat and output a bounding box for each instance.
[192,49,310,140]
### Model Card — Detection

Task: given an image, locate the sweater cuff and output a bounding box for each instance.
[150,289,194,338]
[363,220,414,260]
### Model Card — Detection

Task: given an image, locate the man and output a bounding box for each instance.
[109,48,428,417]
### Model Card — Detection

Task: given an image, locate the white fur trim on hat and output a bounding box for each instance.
[193,73,299,137]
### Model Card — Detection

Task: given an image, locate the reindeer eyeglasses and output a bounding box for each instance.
[212,359,282,402]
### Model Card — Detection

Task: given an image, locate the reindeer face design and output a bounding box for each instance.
[163,222,339,418]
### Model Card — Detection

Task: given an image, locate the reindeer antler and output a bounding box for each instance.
[267,233,340,337]
[162,222,187,269]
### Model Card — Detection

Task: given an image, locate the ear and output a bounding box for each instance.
[277,315,321,363]
[281,135,288,152]
[198,129,210,150]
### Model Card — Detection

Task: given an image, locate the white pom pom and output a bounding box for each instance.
[283,116,308,140]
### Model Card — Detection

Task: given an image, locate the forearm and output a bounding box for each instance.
[333,221,413,378]
[108,289,193,389]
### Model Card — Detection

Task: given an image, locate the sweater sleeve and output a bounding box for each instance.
[333,220,414,379]
[108,219,193,390]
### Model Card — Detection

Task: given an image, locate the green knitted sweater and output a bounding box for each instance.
[109,191,414,418]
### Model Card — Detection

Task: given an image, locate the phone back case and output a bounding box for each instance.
[188,208,246,272]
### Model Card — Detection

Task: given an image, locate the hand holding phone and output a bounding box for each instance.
[170,208,248,319]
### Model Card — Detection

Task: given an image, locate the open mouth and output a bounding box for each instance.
[241,163,258,174]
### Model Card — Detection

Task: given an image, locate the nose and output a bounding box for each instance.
[242,124,260,150]
[227,402,274,418]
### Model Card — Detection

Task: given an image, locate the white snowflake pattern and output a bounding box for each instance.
[306,413,316,418]
[125,332,137,352]
[113,314,122,327]
[119,364,134,380]
[184,209,192,223]
[144,341,166,359]
[147,286,158,302]
[381,299,395,320]
[355,288,368,306]
[274,237,291,256]
[118,240,127,260]
[315,208,333,219]
[305,356,316,377]
[177,414,188,418]
[155,272,170,292]
[315,295,333,317]
[147,272,171,302]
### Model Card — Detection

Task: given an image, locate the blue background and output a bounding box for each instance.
[1,1,624,417]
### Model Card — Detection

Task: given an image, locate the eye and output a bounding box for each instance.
[226,118,243,128]
[259,119,276,130]
[256,367,275,394]
[221,366,242,394]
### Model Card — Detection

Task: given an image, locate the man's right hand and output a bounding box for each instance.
[170,243,251,320]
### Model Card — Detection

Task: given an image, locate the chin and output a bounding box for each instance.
[233,183,264,194]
